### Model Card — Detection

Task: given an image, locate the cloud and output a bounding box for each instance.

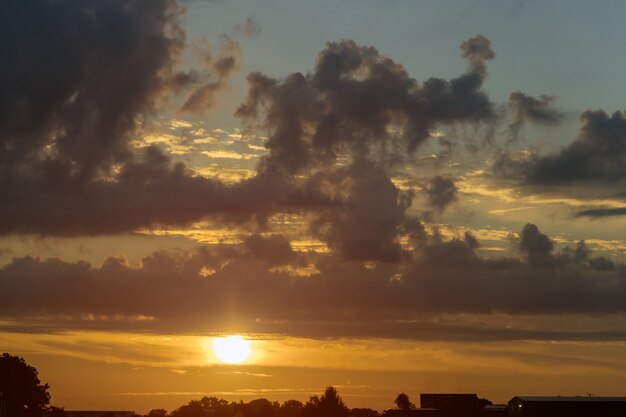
[178,16,260,114]
[243,234,296,266]
[498,110,626,185]
[508,91,563,141]
[236,16,261,37]
[554,109,626,182]
[577,207,626,218]
[310,163,413,262]
[0,0,220,233]
[460,34,495,77]
[1,224,625,341]
[509,91,563,126]
[0,147,229,235]
[178,35,242,114]
[0,0,185,173]
[232,36,497,260]
[237,36,496,175]
[0,4,275,235]
[424,176,458,212]
[0,29,502,256]
[518,223,554,265]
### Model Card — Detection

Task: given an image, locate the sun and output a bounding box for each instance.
[212,335,252,364]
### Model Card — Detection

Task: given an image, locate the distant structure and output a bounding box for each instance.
[481,404,508,416]
[66,411,136,417]
[421,393,483,417]
[383,409,439,417]
[383,394,506,417]
[508,396,626,417]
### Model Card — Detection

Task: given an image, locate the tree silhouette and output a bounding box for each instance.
[46,406,68,417]
[0,353,51,417]
[303,387,349,417]
[281,400,304,417]
[199,397,230,409]
[240,398,276,417]
[170,400,206,417]
[477,397,492,408]
[350,408,380,417]
[144,410,168,417]
[394,393,415,411]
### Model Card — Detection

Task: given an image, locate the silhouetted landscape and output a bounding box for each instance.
[4,0,626,414]
[4,354,626,417]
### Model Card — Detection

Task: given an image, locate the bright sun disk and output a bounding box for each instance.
[212,335,252,364]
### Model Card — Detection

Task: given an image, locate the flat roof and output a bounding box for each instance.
[513,396,626,403]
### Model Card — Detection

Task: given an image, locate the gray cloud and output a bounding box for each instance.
[460,34,495,76]
[518,223,554,265]
[0,2,286,235]
[0,0,206,233]
[310,163,413,262]
[424,176,458,212]
[530,110,626,183]
[234,36,497,260]
[514,110,626,184]
[577,207,626,218]
[243,234,296,266]
[180,15,261,115]
[236,16,261,37]
[179,31,247,114]
[1,224,625,341]
[237,36,496,176]
[0,0,185,173]
[509,91,563,126]
[508,91,563,141]
[1,3,498,244]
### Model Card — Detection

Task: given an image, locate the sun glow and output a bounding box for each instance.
[212,335,252,364]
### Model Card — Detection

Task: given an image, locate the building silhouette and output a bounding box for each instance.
[65,411,136,417]
[383,393,626,417]
[508,396,626,417]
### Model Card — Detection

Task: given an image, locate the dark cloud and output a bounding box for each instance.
[0,0,185,173]
[464,231,480,249]
[0,1,272,235]
[236,16,261,37]
[179,16,260,114]
[499,110,626,184]
[577,207,626,218]
[238,36,496,176]
[179,35,243,114]
[310,163,413,262]
[508,91,563,141]
[559,240,615,271]
[1,224,625,341]
[1,11,498,266]
[529,110,626,183]
[424,176,458,212]
[0,147,229,235]
[234,36,497,259]
[459,34,495,76]
[0,0,205,232]
[0,144,343,235]
[509,91,563,126]
[243,234,296,266]
[518,223,554,265]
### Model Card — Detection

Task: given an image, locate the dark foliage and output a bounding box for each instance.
[393,393,415,411]
[0,353,51,417]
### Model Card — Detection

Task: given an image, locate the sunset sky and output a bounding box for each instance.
[4,0,626,413]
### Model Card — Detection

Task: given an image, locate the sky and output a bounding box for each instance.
[4,0,626,413]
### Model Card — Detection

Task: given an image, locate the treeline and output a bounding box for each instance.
[135,387,380,417]
[0,353,391,417]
